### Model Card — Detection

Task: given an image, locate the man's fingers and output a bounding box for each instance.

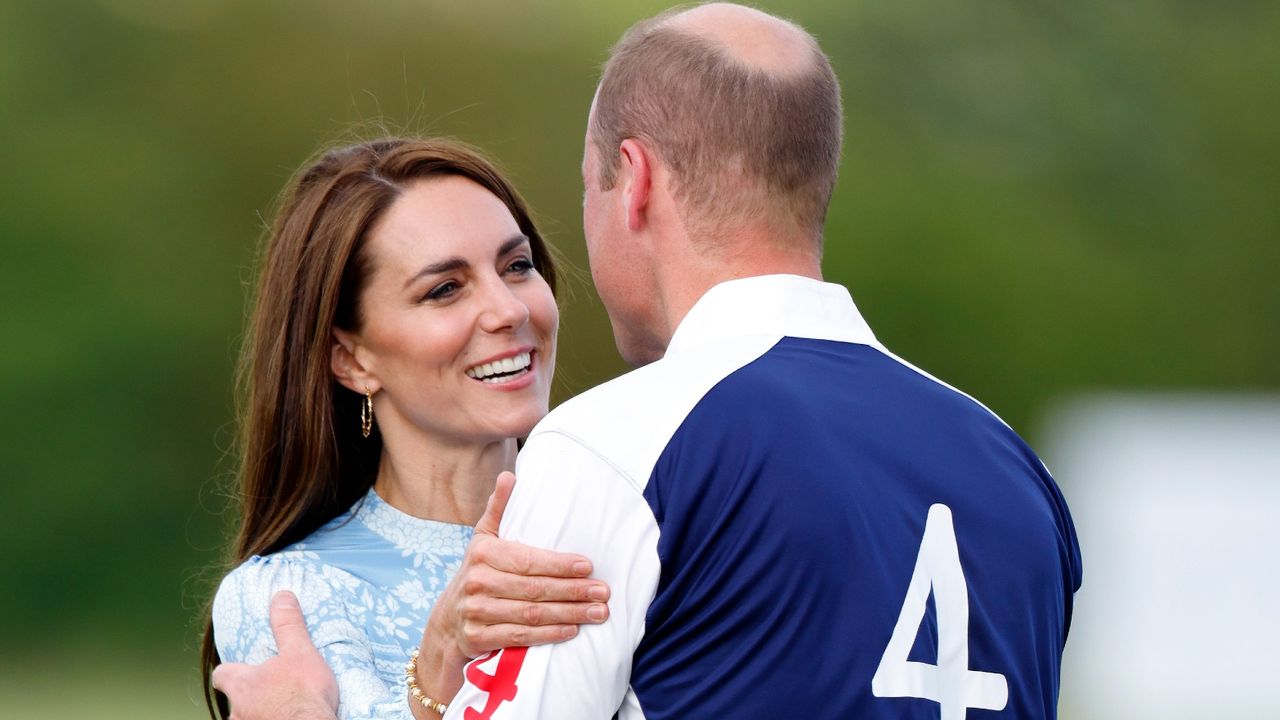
[210,662,243,694]
[475,471,517,537]
[476,537,596,580]
[269,591,318,658]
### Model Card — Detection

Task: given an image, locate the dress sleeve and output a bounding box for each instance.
[442,430,662,720]
[212,554,417,720]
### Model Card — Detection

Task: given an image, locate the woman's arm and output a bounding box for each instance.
[212,591,338,720]
[214,554,420,719]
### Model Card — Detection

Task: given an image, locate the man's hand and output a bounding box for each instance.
[413,471,611,708]
[211,591,339,720]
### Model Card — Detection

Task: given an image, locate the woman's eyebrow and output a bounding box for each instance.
[401,235,530,290]
[496,234,531,257]
[403,257,467,290]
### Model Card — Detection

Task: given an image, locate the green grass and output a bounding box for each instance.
[0,662,208,720]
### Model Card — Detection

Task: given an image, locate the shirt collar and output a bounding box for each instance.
[664,274,879,357]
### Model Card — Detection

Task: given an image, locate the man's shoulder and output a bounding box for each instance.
[526,334,782,485]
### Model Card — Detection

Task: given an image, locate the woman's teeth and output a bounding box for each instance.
[466,352,532,383]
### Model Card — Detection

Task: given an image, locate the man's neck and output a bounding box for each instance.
[653,235,823,349]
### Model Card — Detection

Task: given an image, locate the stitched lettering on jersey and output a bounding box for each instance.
[463,647,528,720]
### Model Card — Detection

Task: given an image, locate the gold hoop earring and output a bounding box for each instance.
[361,388,374,438]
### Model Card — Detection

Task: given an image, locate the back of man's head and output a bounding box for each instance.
[590,2,842,248]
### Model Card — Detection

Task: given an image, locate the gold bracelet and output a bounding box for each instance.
[405,648,448,715]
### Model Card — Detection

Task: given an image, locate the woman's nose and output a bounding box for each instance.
[479,279,530,333]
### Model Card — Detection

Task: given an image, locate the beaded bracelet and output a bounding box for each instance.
[405,648,449,715]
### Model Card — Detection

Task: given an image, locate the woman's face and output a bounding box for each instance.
[342,175,558,445]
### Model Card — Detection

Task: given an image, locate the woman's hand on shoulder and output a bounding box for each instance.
[435,471,610,656]
[415,471,611,700]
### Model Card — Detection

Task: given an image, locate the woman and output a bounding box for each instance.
[202,138,607,719]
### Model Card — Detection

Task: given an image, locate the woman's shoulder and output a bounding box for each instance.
[214,550,371,616]
[211,551,368,662]
[213,494,371,606]
[218,548,361,596]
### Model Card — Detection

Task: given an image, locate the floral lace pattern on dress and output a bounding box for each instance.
[213,490,473,720]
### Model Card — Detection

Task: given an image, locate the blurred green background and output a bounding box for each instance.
[0,0,1275,716]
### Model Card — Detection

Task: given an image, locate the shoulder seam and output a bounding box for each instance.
[223,552,369,593]
[526,428,647,495]
[870,345,1014,432]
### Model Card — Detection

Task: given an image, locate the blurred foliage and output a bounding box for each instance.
[0,0,1275,710]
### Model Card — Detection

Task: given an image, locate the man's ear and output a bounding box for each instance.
[330,328,378,395]
[618,138,652,232]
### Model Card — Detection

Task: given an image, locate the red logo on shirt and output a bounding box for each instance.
[464,647,529,720]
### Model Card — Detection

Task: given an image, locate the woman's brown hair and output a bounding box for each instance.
[200,137,557,718]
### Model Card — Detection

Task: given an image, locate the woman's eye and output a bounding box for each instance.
[423,281,459,302]
[506,257,535,275]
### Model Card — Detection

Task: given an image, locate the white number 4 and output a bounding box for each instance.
[871,504,1009,719]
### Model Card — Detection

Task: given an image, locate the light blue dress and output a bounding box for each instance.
[212,489,473,720]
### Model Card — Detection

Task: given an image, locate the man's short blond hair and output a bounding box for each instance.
[590,6,843,245]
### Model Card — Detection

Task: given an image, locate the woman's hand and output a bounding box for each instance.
[412,471,610,710]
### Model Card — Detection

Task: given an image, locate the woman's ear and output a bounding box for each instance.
[331,328,378,394]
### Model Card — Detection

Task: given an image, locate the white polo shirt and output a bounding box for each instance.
[443,274,1081,720]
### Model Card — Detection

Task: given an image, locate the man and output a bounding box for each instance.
[215,4,1082,719]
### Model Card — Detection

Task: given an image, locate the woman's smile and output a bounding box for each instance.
[465,348,536,386]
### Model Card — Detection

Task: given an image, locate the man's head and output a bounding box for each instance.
[583,2,843,364]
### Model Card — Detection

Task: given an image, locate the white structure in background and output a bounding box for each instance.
[1043,393,1280,720]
